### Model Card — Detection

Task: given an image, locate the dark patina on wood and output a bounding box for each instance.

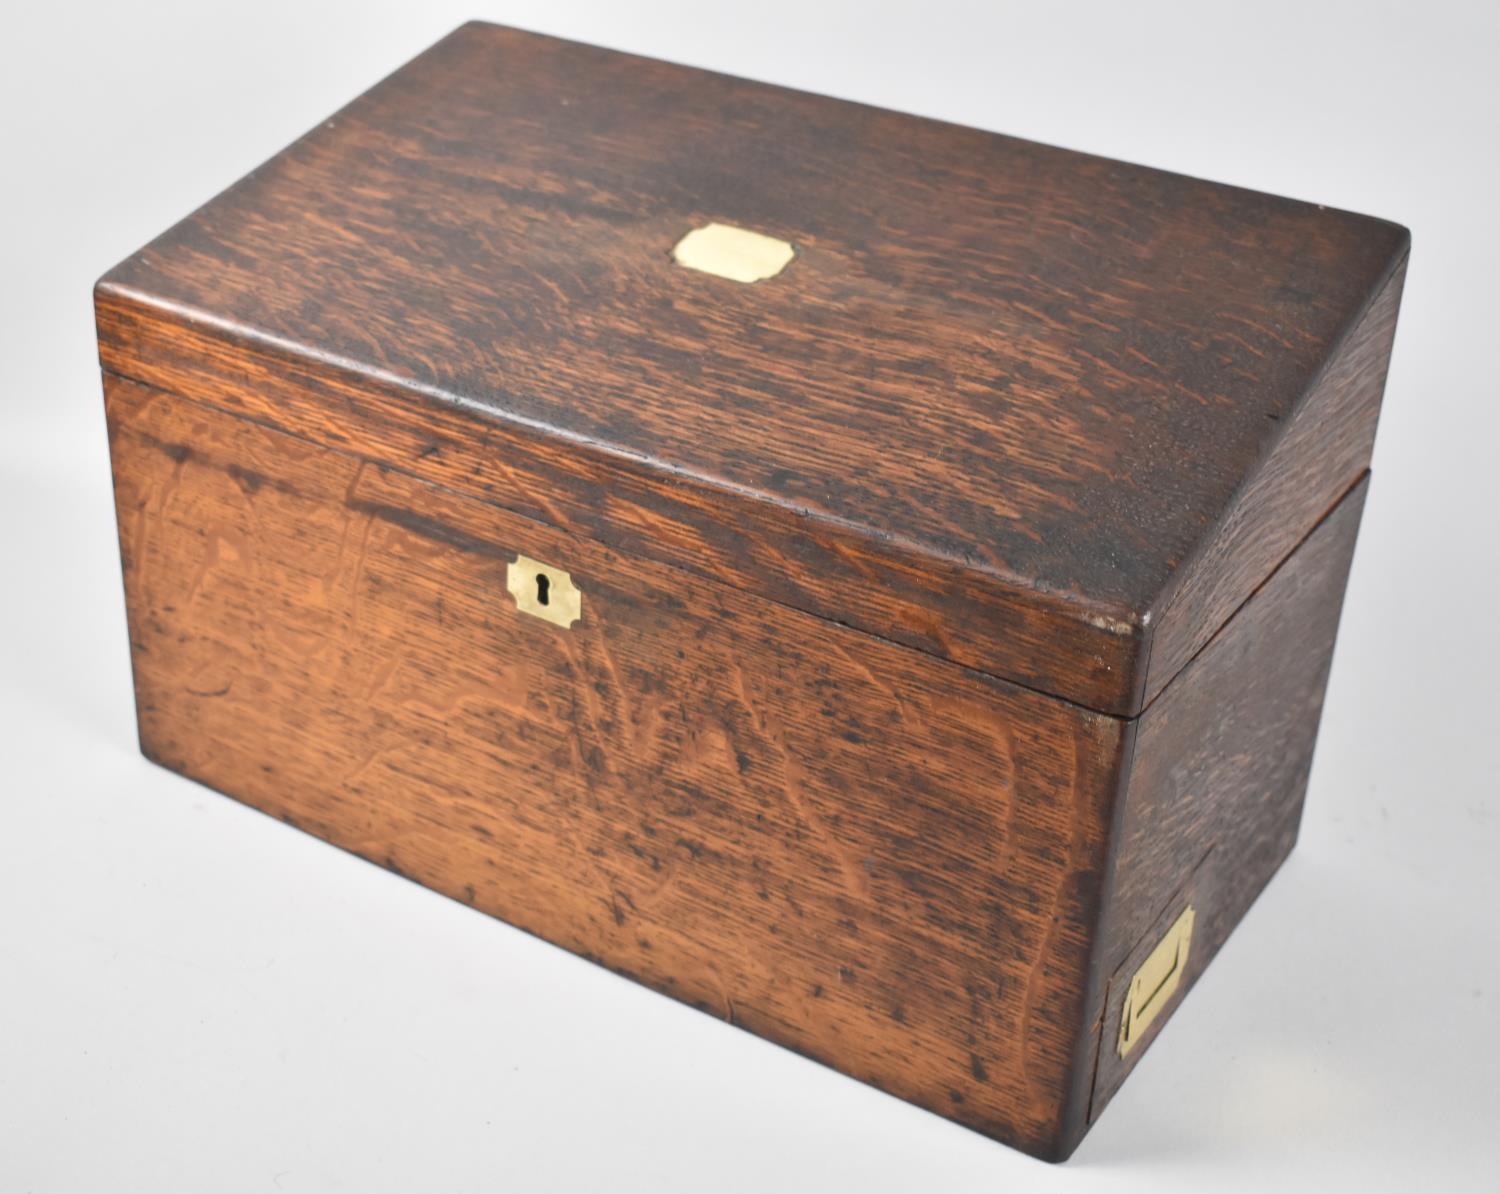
[96,22,1408,1159]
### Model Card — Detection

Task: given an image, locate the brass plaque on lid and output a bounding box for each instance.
[671,222,795,283]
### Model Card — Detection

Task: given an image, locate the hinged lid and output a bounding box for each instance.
[96,21,1409,716]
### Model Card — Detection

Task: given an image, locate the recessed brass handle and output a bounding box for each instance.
[507,554,581,628]
[1118,904,1195,1058]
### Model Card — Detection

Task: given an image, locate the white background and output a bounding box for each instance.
[3,2,1497,1190]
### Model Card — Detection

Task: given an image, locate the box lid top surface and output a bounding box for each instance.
[98,22,1407,715]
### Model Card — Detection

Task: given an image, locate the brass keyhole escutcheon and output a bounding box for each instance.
[507,554,581,628]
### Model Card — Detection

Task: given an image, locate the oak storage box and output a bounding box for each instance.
[95,22,1408,1161]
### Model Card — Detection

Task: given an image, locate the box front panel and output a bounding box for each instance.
[104,373,1124,1156]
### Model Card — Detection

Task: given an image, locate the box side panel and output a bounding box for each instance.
[1141,258,1404,708]
[1072,476,1369,1139]
[103,372,1126,1158]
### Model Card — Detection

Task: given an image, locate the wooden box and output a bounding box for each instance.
[95,23,1408,1160]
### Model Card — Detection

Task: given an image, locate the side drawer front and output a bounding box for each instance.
[103,373,1124,1155]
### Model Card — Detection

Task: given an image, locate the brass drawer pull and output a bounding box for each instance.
[1118,904,1195,1058]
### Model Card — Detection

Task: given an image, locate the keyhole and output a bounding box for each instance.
[535,573,550,606]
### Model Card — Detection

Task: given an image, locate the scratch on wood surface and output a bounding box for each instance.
[730,665,874,905]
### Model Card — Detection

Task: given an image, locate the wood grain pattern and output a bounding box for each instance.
[1078,476,1369,1139]
[96,21,1409,1159]
[94,295,1143,715]
[105,372,1128,1159]
[96,20,1409,714]
[1139,267,1404,707]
